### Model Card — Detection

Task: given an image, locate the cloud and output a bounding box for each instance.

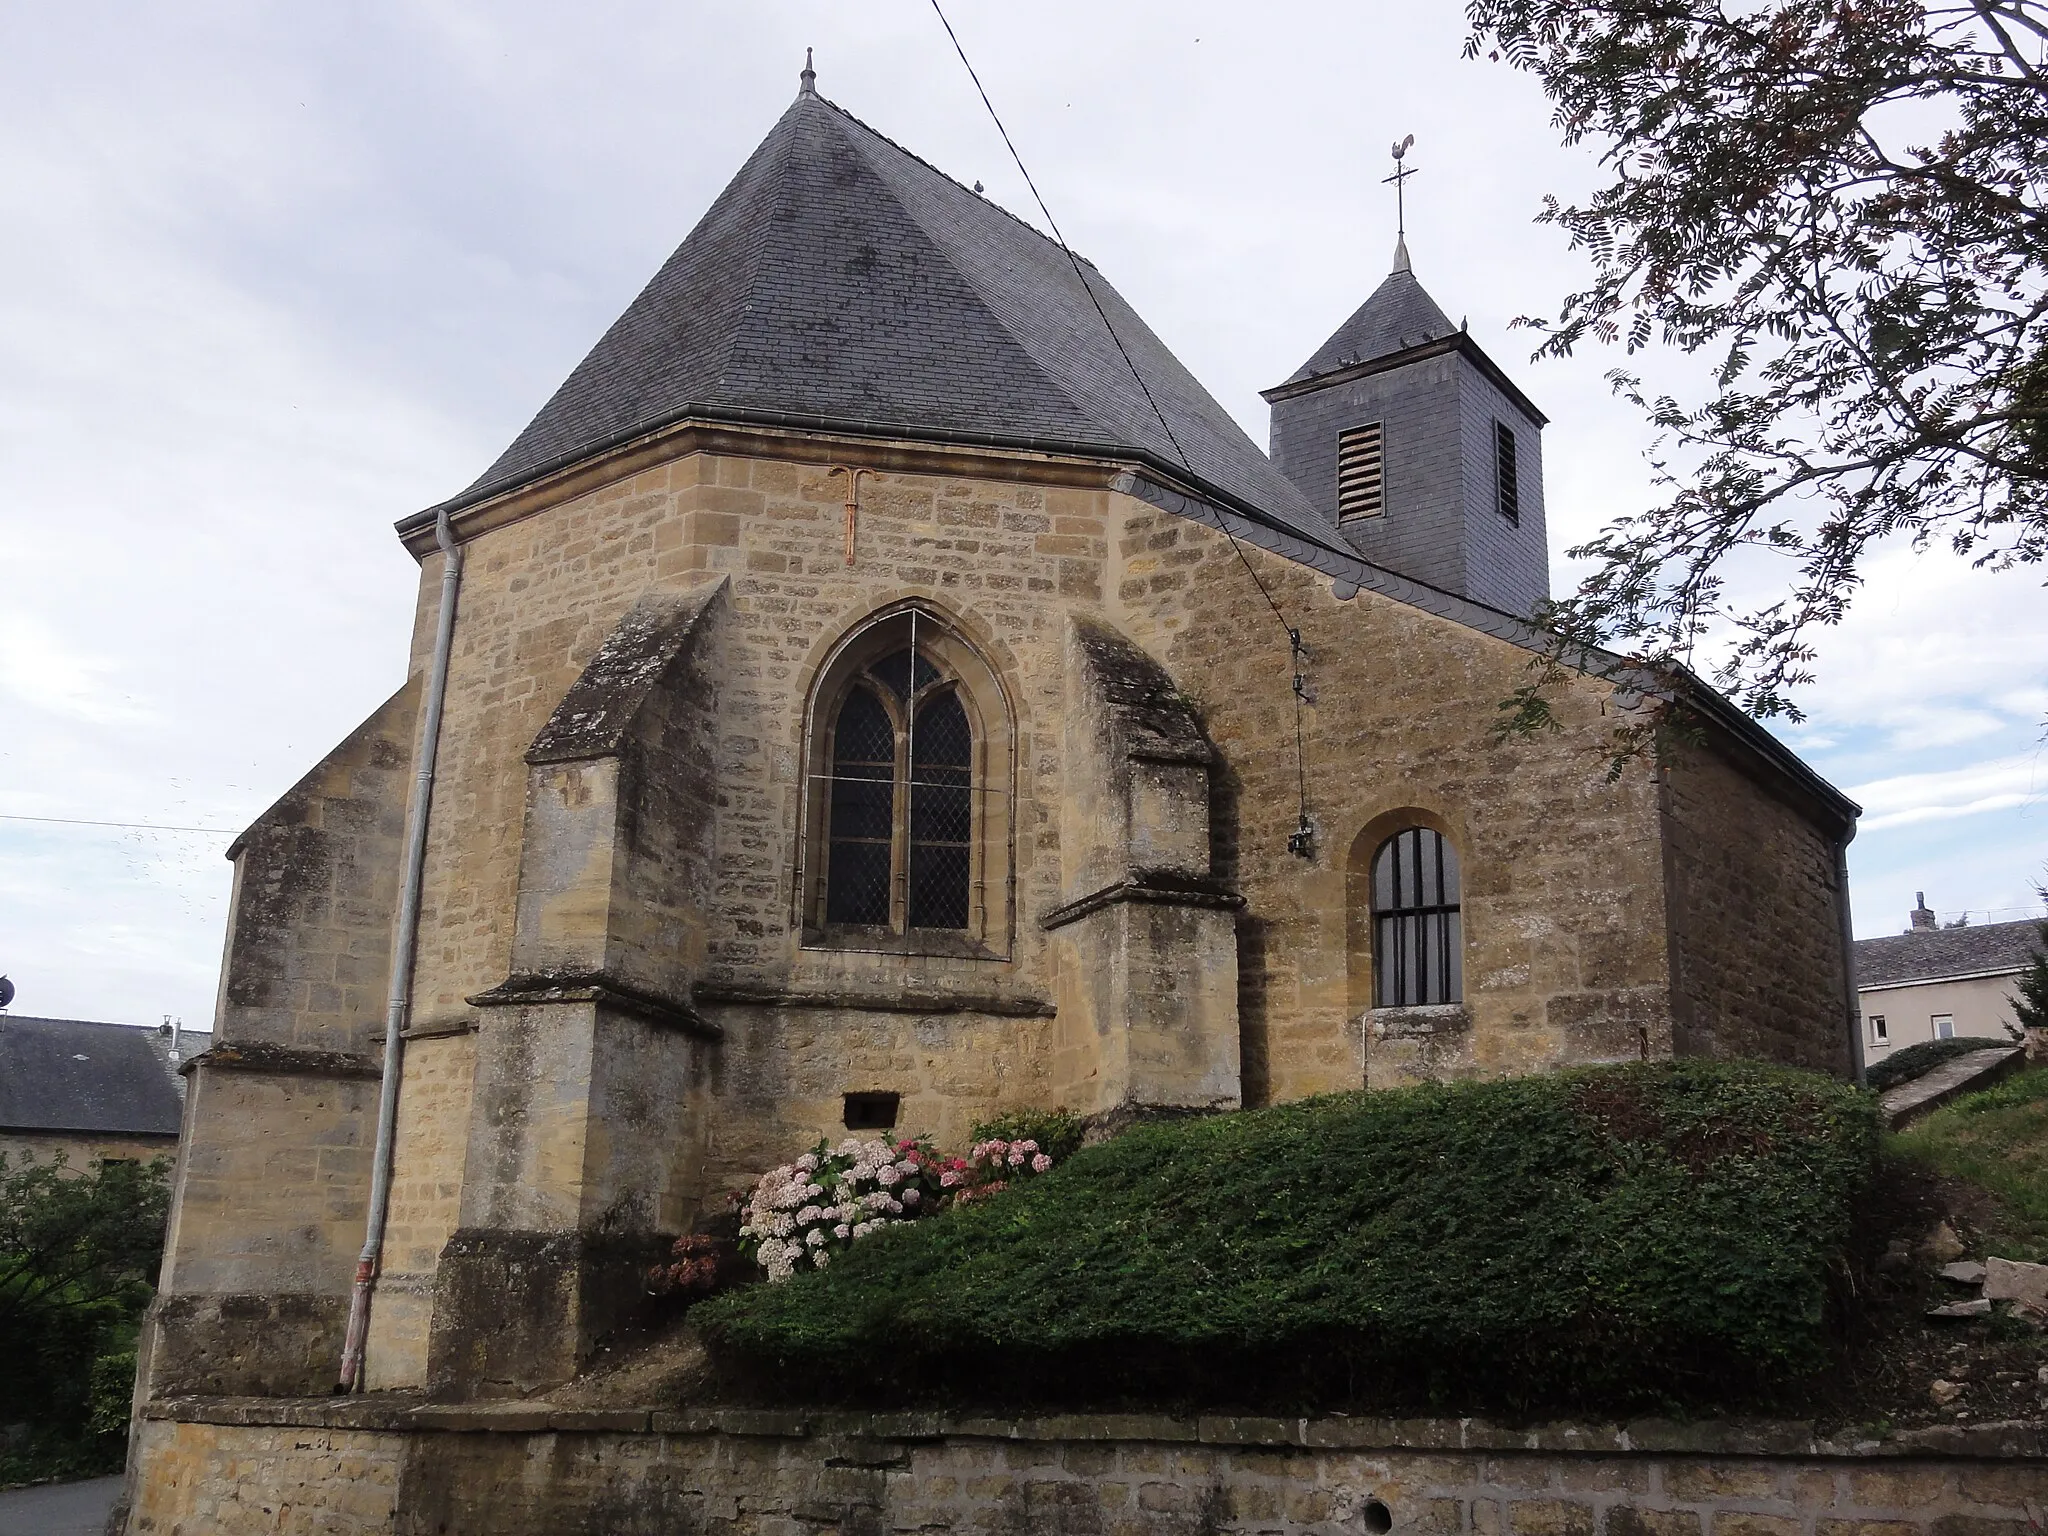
[1849,754,2047,833]
[0,614,147,726]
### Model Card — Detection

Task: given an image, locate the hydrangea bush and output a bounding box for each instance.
[738,1134,1053,1281]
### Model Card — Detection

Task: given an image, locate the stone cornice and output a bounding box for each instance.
[396,417,1133,559]
[182,1042,383,1080]
[1040,876,1247,933]
[692,983,1056,1019]
[466,972,722,1040]
[140,1395,2048,1461]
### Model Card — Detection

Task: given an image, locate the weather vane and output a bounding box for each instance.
[1383,134,1417,239]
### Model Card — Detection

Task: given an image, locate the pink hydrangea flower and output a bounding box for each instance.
[1031,1153,1052,1173]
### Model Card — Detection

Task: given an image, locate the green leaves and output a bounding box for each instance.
[698,1062,1877,1414]
[1463,0,2048,730]
[0,1153,169,1460]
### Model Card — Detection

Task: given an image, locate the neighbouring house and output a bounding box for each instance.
[0,1015,205,1170]
[131,61,1860,1462]
[1856,893,2043,1060]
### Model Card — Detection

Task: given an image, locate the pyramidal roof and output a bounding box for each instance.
[1280,243,1457,387]
[457,78,1332,547]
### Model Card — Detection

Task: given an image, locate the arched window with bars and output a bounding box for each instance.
[801,607,1011,954]
[1371,826,1463,1007]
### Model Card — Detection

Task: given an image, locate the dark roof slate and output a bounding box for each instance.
[0,1017,186,1137]
[458,88,1337,551]
[1856,918,2046,988]
[1281,266,1457,387]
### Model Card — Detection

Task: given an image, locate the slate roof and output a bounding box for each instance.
[0,1017,189,1137]
[1856,918,2047,989]
[1280,260,1457,387]
[453,84,1339,552]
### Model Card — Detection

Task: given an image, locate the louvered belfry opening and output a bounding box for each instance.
[1372,827,1463,1007]
[1494,419,1520,524]
[804,607,1011,953]
[1336,421,1386,520]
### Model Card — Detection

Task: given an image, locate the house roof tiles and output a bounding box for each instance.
[0,1016,197,1138]
[1856,918,2045,988]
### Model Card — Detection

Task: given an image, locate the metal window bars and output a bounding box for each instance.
[1371,826,1463,1007]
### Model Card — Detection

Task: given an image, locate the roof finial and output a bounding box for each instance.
[1383,133,1417,274]
[799,46,816,96]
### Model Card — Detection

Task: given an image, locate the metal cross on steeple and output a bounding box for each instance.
[1383,133,1417,273]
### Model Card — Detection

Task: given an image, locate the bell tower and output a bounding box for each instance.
[1263,140,1550,617]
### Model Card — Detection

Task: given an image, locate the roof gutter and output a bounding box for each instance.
[1860,966,2032,990]
[338,505,464,1393]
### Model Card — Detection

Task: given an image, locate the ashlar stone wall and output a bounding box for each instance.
[168,426,1855,1403]
[1108,498,1679,1099]
[124,1403,2048,1536]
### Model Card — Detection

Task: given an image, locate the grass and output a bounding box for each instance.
[1888,1063,2048,1262]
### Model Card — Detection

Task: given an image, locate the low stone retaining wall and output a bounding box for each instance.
[126,1399,2048,1536]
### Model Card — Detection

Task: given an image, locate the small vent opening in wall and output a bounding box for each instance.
[1337,422,1386,520]
[1494,420,1520,524]
[843,1091,901,1131]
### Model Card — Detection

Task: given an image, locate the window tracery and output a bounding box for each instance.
[800,607,1012,955]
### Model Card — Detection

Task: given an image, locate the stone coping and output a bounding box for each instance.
[140,1397,2047,1461]
[1880,1046,2024,1128]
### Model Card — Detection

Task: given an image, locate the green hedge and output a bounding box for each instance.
[1865,1035,2012,1093]
[698,1062,1878,1413]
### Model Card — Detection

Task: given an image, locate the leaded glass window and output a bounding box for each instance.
[818,646,975,933]
[824,686,895,925]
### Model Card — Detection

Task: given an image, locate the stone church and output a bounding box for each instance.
[135,62,1858,1468]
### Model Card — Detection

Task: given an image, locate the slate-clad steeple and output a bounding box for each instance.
[1264,244,1551,618]
[457,84,1333,556]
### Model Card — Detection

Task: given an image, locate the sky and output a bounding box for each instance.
[2,1,2044,1030]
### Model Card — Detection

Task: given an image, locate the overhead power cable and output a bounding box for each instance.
[0,812,236,835]
[924,2,1318,856]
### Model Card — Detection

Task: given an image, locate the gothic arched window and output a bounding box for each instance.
[803,608,1012,954]
[1371,827,1462,1007]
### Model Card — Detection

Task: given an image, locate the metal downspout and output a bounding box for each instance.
[338,507,464,1392]
[1836,836,1866,1088]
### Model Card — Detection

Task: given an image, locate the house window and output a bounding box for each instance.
[1933,1014,1955,1040]
[1494,420,1520,524]
[1337,422,1386,520]
[1371,827,1462,1007]
[801,606,1013,954]
[1869,1014,1889,1045]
